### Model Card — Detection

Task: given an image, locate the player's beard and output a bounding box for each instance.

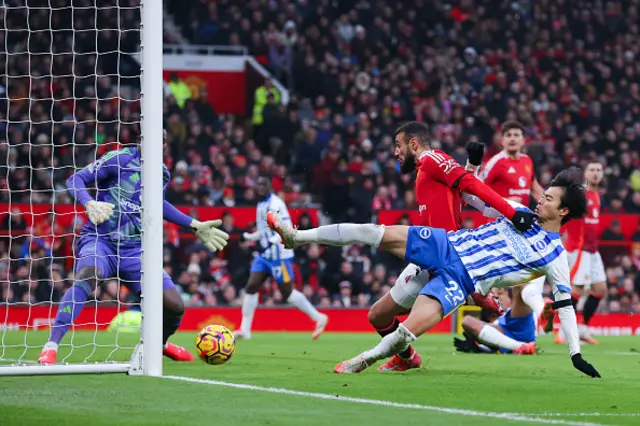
[400,154,416,174]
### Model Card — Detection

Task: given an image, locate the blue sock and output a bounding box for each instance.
[48,281,92,345]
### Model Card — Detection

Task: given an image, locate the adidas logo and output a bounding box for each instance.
[520,218,525,223]
[508,167,516,174]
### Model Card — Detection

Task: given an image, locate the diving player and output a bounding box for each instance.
[267,168,601,378]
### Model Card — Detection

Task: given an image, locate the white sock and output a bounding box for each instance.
[288,289,323,321]
[521,284,545,330]
[361,323,416,365]
[578,323,589,338]
[240,293,259,333]
[43,342,58,352]
[295,224,385,247]
[478,325,524,350]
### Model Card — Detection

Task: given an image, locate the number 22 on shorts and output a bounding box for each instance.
[444,280,465,306]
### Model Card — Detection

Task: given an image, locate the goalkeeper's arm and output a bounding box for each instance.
[67,163,116,225]
[163,200,229,252]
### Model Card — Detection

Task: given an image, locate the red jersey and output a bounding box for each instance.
[415,150,465,231]
[480,152,535,206]
[564,190,600,253]
[414,150,517,232]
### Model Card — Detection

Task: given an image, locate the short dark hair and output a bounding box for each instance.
[501,120,525,136]
[549,167,587,225]
[395,121,431,147]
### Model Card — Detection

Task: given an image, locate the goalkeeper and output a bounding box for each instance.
[38,131,229,365]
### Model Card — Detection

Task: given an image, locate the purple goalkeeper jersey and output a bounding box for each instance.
[67,148,171,243]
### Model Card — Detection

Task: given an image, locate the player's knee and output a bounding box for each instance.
[461,316,481,334]
[164,294,184,317]
[367,301,389,327]
[75,267,100,289]
[280,285,293,300]
[245,276,262,294]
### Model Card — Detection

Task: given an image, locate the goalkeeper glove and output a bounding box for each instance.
[571,353,601,378]
[85,200,115,225]
[465,141,485,166]
[190,219,229,252]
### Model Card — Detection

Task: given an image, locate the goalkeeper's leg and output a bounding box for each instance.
[161,273,194,362]
[38,266,100,364]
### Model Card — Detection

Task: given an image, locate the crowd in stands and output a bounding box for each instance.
[1,0,640,313]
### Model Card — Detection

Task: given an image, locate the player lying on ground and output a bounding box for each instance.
[455,286,538,355]
[235,177,328,340]
[555,161,606,345]
[267,168,601,377]
[476,121,547,330]
[368,122,529,372]
[38,132,229,365]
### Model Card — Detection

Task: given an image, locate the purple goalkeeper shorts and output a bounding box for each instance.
[75,235,175,294]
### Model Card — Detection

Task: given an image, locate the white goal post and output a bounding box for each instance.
[0,0,163,376]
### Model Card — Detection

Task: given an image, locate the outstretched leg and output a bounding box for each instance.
[267,212,409,259]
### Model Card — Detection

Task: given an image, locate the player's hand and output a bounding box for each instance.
[571,353,601,378]
[85,200,115,225]
[511,210,536,232]
[465,141,485,166]
[453,332,483,353]
[191,219,229,252]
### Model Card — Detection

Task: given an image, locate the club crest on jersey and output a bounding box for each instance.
[418,205,427,213]
[419,228,432,239]
[533,239,548,253]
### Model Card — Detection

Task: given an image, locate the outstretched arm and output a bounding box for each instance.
[162,200,194,228]
[162,200,229,252]
[546,253,601,377]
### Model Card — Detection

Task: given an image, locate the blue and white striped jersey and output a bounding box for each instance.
[256,193,294,261]
[447,212,571,297]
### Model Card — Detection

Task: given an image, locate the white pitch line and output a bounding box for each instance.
[162,375,606,426]
[522,413,640,418]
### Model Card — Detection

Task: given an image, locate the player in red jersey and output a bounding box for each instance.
[369,121,535,371]
[479,121,544,206]
[557,161,604,345]
[479,121,547,330]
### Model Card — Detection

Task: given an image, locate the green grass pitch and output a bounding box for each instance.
[1,331,640,425]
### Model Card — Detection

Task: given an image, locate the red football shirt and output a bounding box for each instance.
[414,150,467,231]
[564,189,601,253]
[480,152,535,206]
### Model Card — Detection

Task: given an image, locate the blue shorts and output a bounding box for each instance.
[250,256,295,285]
[405,227,476,317]
[497,309,536,354]
[75,235,175,294]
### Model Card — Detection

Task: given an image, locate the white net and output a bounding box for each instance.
[0,0,143,368]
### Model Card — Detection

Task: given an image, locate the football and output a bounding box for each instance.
[195,325,236,365]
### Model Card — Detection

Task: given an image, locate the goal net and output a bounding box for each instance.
[0,0,163,376]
